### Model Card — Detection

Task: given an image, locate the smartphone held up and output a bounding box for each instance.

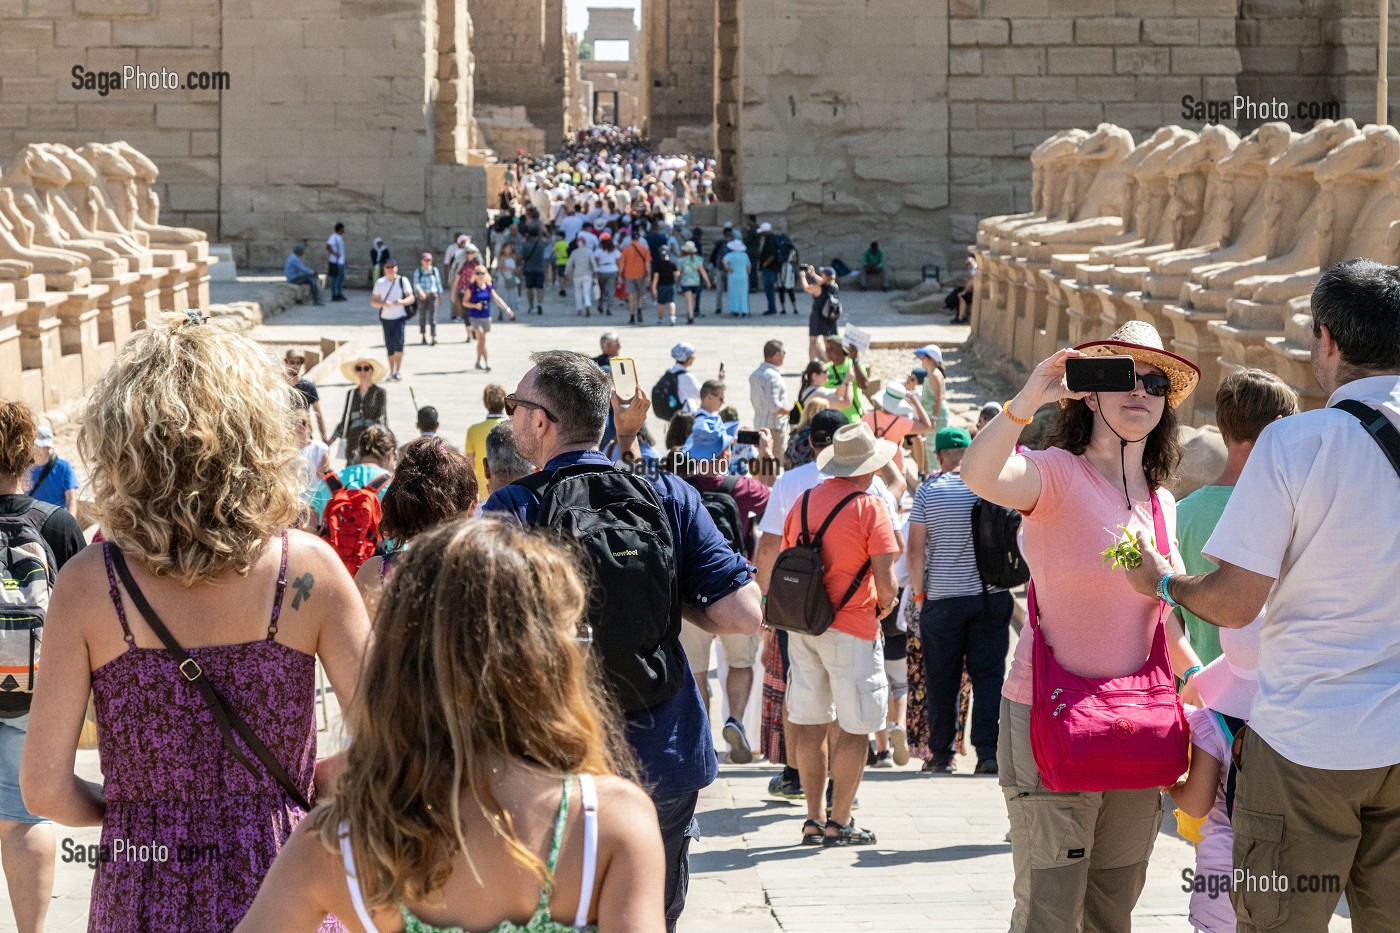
[610,357,638,400]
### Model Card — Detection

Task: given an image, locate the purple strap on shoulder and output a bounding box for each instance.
[102,542,137,647]
[268,530,289,640]
[380,552,392,581]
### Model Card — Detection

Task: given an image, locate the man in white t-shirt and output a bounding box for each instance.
[1126,258,1400,933]
[325,221,347,301]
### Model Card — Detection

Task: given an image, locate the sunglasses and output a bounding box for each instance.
[355,365,374,373]
[504,393,559,423]
[1132,372,1172,398]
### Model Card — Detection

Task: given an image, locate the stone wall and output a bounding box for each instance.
[739,0,949,280]
[644,0,715,142]
[582,5,642,127]
[472,0,566,149]
[0,0,489,271]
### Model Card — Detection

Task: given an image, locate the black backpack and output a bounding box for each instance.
[514,464,683,713]
[764,489,869,637]
[651,369,683,420]
[970,498,1030,590]
[821,289,842,322]
[689,475,747,556]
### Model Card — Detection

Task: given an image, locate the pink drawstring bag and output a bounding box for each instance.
[1028,491,1189,792]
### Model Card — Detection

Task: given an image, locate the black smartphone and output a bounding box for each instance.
[1065,355,1136,393]
[736,429,761,445]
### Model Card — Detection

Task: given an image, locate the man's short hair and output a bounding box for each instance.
[482,383,507,414]
[334,222,344,233]
[292,244,305,254]
[416,405,440,432]
[485,421,534,479]
[599,331,619,349]
[700,379,725,400]
[1214,369,1299,446]
[763,339,784,360]
[1312,259,1400,373]
[530,350,610,446]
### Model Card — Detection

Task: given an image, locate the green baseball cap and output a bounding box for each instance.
[934,426,972,451]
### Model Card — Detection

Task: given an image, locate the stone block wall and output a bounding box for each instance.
[645,0,715,142]
[944,0,1241,246]
[472,0,566,149]
[739,0,949,280]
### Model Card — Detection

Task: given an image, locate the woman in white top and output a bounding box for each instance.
[592,235,620,317]
[564,238,598,317]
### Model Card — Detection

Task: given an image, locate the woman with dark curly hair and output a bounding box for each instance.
[961,321,1206,932]
[354,436,478,618]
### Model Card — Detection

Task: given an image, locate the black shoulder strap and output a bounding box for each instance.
[364,472,391,494]
[719,474,739,497]
[107,547,312,812]
[1333,399,1400,478]
[30,458,57,494]
[809,490,866,545]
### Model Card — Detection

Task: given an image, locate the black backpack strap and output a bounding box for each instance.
[29,458,57,494]
[1333,399,1400,478]
[323,472,344,494]
[106,546,313,812]
[364,472,391,494]
[809,490,867,545]
[719,474,739,496]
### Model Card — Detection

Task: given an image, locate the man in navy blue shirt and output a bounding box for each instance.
[484,350,761,932]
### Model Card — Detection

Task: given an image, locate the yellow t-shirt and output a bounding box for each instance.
[553,240,569,265]
[464,414,509,492]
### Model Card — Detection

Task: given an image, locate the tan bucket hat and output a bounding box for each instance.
[1074,320,1200,409]
[815,422,898,478]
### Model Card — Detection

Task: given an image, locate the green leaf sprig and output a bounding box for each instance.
[1101,525,1150,570]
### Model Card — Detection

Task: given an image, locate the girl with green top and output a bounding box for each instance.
[237,518,665,933]
[822,338,870,420]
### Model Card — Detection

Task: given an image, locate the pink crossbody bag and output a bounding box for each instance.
[1028,490,1189,792]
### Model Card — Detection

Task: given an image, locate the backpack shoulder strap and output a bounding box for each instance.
[364,472,391,494]
[323,472,344,494]
[1333,398,1400,478]
[719,474,740,496]
[810,490,866,544]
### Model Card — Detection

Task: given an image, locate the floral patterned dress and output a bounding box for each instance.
[88,536,342,933]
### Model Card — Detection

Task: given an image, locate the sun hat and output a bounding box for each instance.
[758,221,772,233]
[1075,320,1200,409]
[464,243,480,254]
[35,425,54,449]
[1192,614,1261,720]
[340,356,388,384]
[808,409,850,449]
[910,367,929,385]
[682,415,739,461]
[934,426,972,452]
[728,240,745,252]
[723,220,733,229]
[681,241,697,254]
[670,342,696,362]
[816,422,898,478]
[599,231,612,241]
[914,344,944,366]
[421,252,432,260]
[880,385,914,417]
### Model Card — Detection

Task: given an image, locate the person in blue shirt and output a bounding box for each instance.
[483,350,761,933]
[284,244,324,306]
[26,425,79,512]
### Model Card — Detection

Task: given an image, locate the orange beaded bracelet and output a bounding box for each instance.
[1002,400,1033,426]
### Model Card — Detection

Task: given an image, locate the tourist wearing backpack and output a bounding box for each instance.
[652,343,702,419]
[483,351,761,933]
[0,400,85,933]
[769,422,900,847]
[675,416,771,765]
[309,426,396,576]
[906,427,1016,776]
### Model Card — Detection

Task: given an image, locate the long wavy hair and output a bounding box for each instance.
[78,314,301,584]
[311,517,634,908]
[1042,396,1183,491]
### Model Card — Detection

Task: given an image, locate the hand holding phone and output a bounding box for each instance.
[736,429,761,445]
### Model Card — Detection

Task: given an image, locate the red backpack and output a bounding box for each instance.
[318,472,390,575]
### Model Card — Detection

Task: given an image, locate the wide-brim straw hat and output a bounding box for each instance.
[340,356,388,384]
[816,422,898,478]
[1074,320,1200,409]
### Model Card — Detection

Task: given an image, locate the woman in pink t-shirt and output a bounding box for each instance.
[961,321,1206,932]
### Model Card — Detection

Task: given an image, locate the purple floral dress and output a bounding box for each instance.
[89,534,343,933]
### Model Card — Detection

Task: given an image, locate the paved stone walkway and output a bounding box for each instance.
[2,281,1352,931]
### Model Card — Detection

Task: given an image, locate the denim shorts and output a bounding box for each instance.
[0,715,44,823]
[523,271,545,289]
[380,315,406,355]
[656,284,676,305]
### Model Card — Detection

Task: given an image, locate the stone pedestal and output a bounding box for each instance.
[95,271,140,372]
[56,283,107,396]
[16,283,66,412]
[158,261,195,315]
[1161,301,1228,427]
[0,282,25,406]
[129,267,169,332]
[1265,300,1327,411]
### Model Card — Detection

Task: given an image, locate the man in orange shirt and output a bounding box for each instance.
[780,422,901,847]
[618,233,652,325]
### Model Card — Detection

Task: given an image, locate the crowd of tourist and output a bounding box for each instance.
[4,196,1400,933]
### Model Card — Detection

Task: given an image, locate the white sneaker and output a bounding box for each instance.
[670,315,676,326]
[890,725,909,767]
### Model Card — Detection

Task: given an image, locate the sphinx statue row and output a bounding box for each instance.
[0,140,213,414]
[970,117,1394,422]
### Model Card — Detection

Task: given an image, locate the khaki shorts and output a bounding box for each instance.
[785,629,888,735]
[469,316,491,333]
[679,622,759,672]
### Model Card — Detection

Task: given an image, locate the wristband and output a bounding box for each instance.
[1182,664,1202,683]
[1002,400,1033,426]
[913,591,926,601]
[1158,572,1180,608]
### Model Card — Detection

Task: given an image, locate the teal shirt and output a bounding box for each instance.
[309,464,391,524]
[1175,484,1234,666]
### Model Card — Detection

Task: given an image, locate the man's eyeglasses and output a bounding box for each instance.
[1132,372,1172,398]
[504,393,559,423]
